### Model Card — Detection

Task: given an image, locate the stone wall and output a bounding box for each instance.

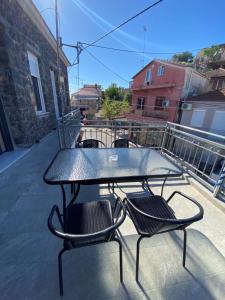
[0,0,70,146]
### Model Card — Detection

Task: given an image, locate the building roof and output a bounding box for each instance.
[206,68,225,78]
[186,88,225,102]
[72,86,101,100]
[132,59,204,79]
[17,0,70,66]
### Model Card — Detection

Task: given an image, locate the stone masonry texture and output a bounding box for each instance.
[0,0,70,147]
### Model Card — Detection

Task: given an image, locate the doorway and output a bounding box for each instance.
[0,97,13,154]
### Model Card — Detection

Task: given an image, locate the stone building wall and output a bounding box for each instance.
[0,0,70,146]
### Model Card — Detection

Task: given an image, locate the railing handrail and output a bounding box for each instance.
[68,124,166,129]
[58,108,81,123]
[167,122,225,141]
[169,127,225,152]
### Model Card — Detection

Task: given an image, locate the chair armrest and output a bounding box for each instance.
[166,191,204,223]
[48,205,64,234]
[48,199,126,241]
[125,194,204,225]
[99,140,106,147]
[77,139,106,148]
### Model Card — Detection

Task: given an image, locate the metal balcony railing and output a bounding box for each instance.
[57,116,225,200]
[57,108,81,148]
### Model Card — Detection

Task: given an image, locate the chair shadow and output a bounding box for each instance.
[59,183,225,300]
[119,229,225,300]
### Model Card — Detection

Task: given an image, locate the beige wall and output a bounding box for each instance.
[181,101,225,135]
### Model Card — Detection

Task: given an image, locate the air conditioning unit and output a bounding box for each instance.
[181,103,193,110]
[162,99,170,108]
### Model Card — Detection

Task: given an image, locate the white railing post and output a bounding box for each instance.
[114,122,117,142]
[213,161,225,197]
[161,122,168,153]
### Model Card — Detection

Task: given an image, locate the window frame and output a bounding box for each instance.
[145,69,152,84]
[27,51,46,114]
[136,97,145,110]
[211,111,225,132]
[155,96,166,111]
[157,65,165,76]
[190,109,205,128]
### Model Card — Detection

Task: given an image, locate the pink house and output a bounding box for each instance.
[129,60,208,122]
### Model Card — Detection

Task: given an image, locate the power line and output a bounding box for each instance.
[83,47,129,83]
[83,0,164,50]
[80,42,202,55]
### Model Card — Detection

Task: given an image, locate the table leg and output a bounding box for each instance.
[68,183,80,207]
[60,184,67,230]
[145,179,154,195]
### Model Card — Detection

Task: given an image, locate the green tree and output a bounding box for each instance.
[201,45,220,60]
[102,98,129,119]
[172,51,194,63]
[123,92,132,104]
[105,83,123,101]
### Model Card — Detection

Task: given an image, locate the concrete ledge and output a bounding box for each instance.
[188,174,225,214]
[0,148,30,174]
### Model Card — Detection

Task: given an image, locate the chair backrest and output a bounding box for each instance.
[77,139,105,148]
[125,192,204,235]
[48,199,126,243]
[112,139,130,148]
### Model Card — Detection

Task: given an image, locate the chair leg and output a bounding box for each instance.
[108,183,115,193]
[136,236,143,282]
[183,229,187,267]
[114,238,123,283]
[58,248,66,296]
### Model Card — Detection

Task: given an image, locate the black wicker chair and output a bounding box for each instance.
[48,198,126,296]
[77,139,105,148]
[111,139,137,148]
[124,191,204,281]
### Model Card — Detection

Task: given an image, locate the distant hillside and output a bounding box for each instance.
[195,44,225,72]
[171,44,225,74]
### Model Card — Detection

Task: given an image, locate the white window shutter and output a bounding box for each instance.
[27,51,40,78]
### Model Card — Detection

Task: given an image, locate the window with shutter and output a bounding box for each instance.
[27,51,45,113]
[136,97,145,110]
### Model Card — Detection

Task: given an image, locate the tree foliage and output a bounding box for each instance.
[172,51,194,63]
[123,92,132,104]
[102,83,131,119]
[104,83,131,101]
[200,45,220,59]
[101,99,129,119]
[105,83,122,100]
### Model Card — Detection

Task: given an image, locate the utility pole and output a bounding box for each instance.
[62,41,83,66]
[142,25,147,67]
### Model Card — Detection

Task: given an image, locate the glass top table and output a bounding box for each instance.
[44,148,182,185]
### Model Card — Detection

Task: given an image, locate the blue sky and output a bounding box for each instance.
[34,0,225,93]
